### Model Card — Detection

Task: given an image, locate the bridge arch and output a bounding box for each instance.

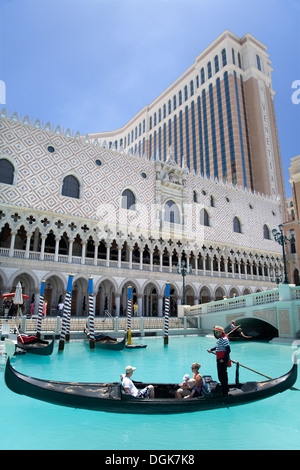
[225,316,278,340]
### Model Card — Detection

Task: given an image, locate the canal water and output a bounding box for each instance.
[0,336,299,450]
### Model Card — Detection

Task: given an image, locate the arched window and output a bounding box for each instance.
[62,175,80,198]
[164,200,180,224]
[221,48,227,67]
[121,189,136,210]
[200,67,205,84]
[173,95,177,111]
[190,80,194,96]
[263,224,271,240]
[291,237,296,254]
[200,208,209,226]
[294,269,300,286]
[207,61,212,79]
[178,90,182,106]
[0,159,14,185]
[184,85,188,101]
[256,54,261,71]
[214,55,219,73]
[233,216,241,233]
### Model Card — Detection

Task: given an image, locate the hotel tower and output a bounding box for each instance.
[90,30,285,202]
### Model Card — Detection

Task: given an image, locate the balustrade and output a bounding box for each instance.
[0,245,279,283]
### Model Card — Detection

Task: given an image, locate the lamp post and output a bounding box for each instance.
[177,259,192,305]
[272,225,295,284]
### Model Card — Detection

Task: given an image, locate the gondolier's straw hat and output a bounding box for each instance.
[214,326,224,333]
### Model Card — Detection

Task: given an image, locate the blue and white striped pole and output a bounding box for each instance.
[88,276,95,349]
[36,279,45,339]
[58,274,73,352]
[127,285,132,332]
[164,282,170,345]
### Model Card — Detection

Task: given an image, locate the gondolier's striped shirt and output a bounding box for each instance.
[211,334,231,362]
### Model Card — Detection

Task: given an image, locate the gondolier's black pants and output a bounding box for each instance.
[217,359,229,396]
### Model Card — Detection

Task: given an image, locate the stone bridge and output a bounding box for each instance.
[182,284,300,340]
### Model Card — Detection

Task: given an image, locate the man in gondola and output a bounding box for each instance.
[121,365,155,398]
[208,326,231,396]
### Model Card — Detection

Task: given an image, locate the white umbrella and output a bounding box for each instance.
[13,281,23,316]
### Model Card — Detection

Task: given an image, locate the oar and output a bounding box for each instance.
[14,324,24,343]
[227,325,241,336]
[208,351,299,390]
[231,357,272,379]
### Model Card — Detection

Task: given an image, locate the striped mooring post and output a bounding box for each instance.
[164,282,170,346]
[36,279,45,339]
[88,276,95,349]
[58,274,74,352]
[127,285,132,336]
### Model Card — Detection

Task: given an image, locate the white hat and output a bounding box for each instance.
[125,365,136,374]
[214,325,224,333]
[182,374,190,381]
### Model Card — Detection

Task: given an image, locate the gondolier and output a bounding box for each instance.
[208,326,231,396]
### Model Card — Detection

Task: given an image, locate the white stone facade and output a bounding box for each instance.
[0,112,284,317]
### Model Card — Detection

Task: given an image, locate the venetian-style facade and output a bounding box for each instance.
[0,110,284,317]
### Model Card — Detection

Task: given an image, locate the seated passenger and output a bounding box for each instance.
[121,365,155,398]
[176,363,203,398]
[182,373,190,382]
[183,379,201,399]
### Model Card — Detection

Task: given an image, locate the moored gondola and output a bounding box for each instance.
[4,356,297,414]
[16,338,54,356]
[84,329,126,350]
[125,343,147,349]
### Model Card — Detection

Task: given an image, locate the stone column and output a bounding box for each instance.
[39,235,46,261]
[54,236,60,262]
[94,242,99,266]
[24,233,31,259]
[9,231,16,257]
[68,238,74,263]
[81,241,87,265]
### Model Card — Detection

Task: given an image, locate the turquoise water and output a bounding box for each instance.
[0,336,299,450]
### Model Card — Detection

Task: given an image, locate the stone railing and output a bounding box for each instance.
[0,315,197,337]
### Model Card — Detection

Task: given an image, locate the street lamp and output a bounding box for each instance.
[272,224,295,284]
[177,259,192,305]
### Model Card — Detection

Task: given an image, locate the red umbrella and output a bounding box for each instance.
[2,293,29,300]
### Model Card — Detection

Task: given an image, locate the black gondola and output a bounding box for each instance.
[84,329,126,350]
[125,343,147,349]
[4,357,297,414]
[16,338,54,356]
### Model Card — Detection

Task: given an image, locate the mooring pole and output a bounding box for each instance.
[164,282,170,346]
[88,276,95,349]
[36,279,45,340]
[58,274,73,352]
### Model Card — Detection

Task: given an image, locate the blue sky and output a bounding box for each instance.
[0,0,299,197]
